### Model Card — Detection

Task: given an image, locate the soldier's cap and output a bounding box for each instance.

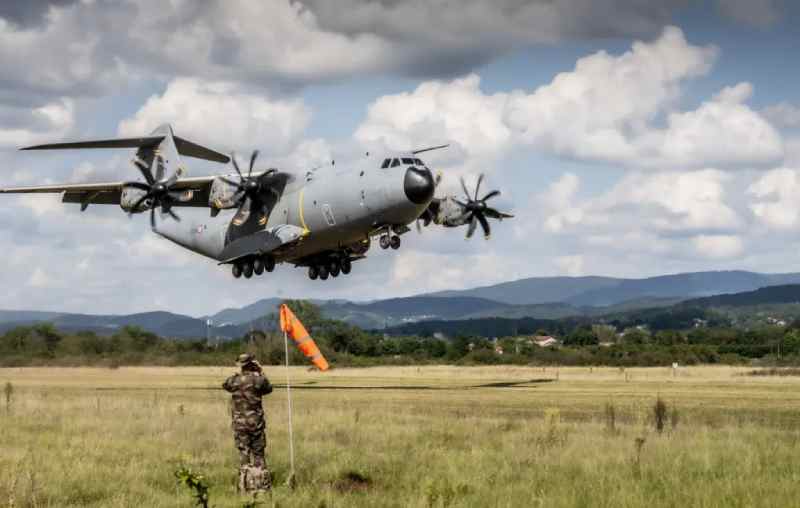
[236,353,259,366]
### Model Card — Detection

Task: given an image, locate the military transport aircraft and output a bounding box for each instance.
[0,125,513,280]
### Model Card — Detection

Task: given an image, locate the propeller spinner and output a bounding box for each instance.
[122,154,192,229]
[217,150,277,227]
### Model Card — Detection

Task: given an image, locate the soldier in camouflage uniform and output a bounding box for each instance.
[223,353,273,492]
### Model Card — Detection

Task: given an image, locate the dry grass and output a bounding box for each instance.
[1,365,799,507]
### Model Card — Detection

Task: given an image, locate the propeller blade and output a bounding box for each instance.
[248,150,259,177]
[219,176,242,189]
[166,208,181,222]
[483,208,514,220]
[481,189,500,202]
[231,153,243,180]
[434,171,443,188]
[122,182,151,192]
[132,158,155,185]
[460,176,471,202]
[474,173,484,201]
[476,212,491,238]
[466,215,477,239]
[416,219,422,234]
[232,196,252,226]
[149,207,156,229]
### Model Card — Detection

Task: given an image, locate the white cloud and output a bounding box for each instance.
[762,102,800,129]
[0,98,74,147]
[118,78,311,155]
[692,234,743,259]
[554,255,584,276]
[748,168,800,229]
[541,169,744,261]
[0,0,687,114]
[26,267,52,288]
[355,27,781,171]
[355,74,513,165]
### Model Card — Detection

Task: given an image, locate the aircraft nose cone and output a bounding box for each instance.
[404,166,435,204]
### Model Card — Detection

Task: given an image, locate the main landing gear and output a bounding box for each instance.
[379,233,401,250]
[307,256,352,281]
[231,254,276,279]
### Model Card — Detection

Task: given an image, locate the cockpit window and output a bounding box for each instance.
[381,158,390,169]
[402,158,414,165]
[391,158,401,167]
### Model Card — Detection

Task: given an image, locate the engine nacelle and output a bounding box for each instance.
[432,196,469,227]
[120,186,150,213]
[208,176,240,209]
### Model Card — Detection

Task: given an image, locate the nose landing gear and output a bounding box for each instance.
[379,234,401,250]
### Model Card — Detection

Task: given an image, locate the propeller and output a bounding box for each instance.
[122,154,193,229]
[455,173,513,239]
[218,150,278,227]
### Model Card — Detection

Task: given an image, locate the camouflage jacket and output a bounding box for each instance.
[223,372,273,431]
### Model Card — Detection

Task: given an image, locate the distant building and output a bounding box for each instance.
[532,335,559,348]
[767,317,787,327]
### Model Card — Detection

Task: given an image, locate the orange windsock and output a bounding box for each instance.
[279,304,330,371]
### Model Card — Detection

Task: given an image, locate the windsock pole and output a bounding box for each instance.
[283,329,296,483]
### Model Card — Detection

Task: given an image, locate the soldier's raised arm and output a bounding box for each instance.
[255,374,273,395]
[223,374,238,392]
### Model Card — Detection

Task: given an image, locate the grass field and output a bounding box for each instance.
[1,365,800,507]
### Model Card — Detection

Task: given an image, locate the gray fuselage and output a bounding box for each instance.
[156,156,434,266]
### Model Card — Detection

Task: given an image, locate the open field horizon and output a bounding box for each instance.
[2,365,800,507]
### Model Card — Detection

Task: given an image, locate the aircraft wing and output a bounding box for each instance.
[1,175,230,209]
[0,176,215,209]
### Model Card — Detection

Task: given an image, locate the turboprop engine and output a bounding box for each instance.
[120,186,150,213]
[208,176,240,210]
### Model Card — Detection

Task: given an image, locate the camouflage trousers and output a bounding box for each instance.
[233,426,267,468]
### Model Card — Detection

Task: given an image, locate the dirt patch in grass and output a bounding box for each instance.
[745,368,800,377]
[332,471,372,493]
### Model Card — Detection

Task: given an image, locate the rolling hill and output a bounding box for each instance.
[5,271,800,337]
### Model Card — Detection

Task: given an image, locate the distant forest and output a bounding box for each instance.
[2,300,800,368]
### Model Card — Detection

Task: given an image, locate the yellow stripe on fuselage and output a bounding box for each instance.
[298,188,310,233]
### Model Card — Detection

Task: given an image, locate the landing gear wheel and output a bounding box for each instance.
[253,257,264,275]
[390,235,401,250]
[232,264,243,279]
[341,258,352,275]
[319,265,329,280]
[243,261,254,279]
[308,266,319,280]
[329,260,340,277]
[264,256,276,272]
[379,235,390,249]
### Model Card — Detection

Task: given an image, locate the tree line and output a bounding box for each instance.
[2,300,800,367]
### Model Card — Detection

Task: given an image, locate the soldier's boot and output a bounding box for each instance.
[238,465,272,493]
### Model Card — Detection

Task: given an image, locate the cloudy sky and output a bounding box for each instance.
[1,0,800,316]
